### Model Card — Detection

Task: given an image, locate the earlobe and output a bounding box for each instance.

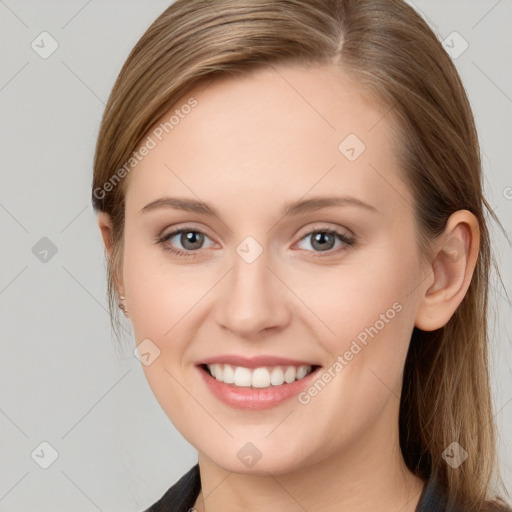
[414,210,480,331]
[118,295,129,318]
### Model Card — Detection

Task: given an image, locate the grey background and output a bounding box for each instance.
[0,1,511,511]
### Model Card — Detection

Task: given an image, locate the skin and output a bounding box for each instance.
[98,63,480,511]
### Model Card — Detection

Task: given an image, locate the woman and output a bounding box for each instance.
[92,0,511,510]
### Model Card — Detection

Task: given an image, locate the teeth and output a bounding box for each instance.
[206,364,313,388]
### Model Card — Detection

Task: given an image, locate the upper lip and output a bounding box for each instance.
[197,355,320,369]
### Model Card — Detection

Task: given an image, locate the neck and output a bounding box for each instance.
[192,400,426,512]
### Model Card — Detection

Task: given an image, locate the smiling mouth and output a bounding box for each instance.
[199,363,321,389]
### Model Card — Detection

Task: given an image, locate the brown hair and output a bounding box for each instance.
[91,0,509,509]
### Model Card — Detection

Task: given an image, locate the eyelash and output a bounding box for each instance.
[156,226,356,259]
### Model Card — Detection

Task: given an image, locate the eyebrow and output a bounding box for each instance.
[139,195,378,217]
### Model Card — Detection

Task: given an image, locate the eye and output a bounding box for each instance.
[157,228,215,257]
[295,227,355,256]
[156,225,356,259]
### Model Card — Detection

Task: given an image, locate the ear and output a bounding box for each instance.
[97,211,114,257]
[414,210,480,331]
[97,211,125,297]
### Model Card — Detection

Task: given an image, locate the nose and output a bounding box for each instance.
[214,247,291,338]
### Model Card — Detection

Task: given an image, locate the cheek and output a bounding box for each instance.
[121,240,208,425]
[291,261,419,442]
[296,253,418,349]
[122,234,211,338]
[292,249,420,410]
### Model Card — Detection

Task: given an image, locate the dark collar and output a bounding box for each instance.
[415,474,449,512]
[144,463,201,512]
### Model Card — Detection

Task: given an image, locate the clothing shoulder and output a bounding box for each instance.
[142,464,201,512]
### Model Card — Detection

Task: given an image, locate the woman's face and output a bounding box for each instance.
[118,63,429,474]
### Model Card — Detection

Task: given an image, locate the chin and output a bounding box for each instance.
[200,441,315,476]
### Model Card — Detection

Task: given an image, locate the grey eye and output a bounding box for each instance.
[297,229,351,253]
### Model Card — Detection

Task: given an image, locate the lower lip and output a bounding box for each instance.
[197,365,321,410]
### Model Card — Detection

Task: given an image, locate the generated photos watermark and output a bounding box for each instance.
[298,301,403,405]
[93,97,198,201]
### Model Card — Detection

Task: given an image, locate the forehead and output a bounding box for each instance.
[125,63,411,220]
